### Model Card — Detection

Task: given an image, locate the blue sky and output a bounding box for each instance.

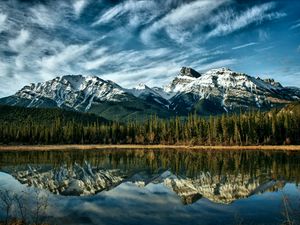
[0,0,299,97]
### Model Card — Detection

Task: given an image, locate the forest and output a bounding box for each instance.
[0,103,299,145]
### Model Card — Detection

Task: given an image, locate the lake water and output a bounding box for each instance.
[0,149,299,225]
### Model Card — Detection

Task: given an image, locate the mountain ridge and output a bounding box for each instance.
[1,67,299,120]
[9,163,285,205]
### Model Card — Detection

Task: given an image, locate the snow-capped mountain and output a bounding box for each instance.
[127,83,169,107]
[13,162,124,196]
[165,67,300,115]
[1,75,130,112]
[164,67,202,93]
[0,67,299,120]
[10,164,284,204]
[0,75,172,120]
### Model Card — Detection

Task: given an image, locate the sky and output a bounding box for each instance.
[0,0,300,97]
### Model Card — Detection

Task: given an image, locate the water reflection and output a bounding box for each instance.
[0,149,299,205]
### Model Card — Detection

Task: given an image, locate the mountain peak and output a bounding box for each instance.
[1,68,300,120]
[179,67,201,78]
[205,67,233,75]
[134,83,148,90]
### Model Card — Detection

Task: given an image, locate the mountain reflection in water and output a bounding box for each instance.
[0,149,300,225]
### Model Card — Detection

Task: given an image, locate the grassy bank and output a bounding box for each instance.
[0,144,300,151]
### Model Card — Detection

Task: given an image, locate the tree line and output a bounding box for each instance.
[0,103,299,145]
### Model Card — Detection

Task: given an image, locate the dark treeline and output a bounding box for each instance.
[0,103,299,145]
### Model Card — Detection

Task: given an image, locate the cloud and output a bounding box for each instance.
[8,29,30,52]
[206,2,286,38]
[29,3,72,28]
[30,5,59,28]
[258,29,269,41]
[141,0,230,45]
[290,23,300,30]
[38,43,92,72]
[198,59,237,72]
[92,3,124,25]
[255,46,274,52]
[0,13,7,32]
[92,0,159,27]
[232,42,257,50]
[83,48,172,71]
[73,0,88,17]
[0,60,10,77]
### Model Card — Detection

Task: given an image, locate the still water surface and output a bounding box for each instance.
[0,149,299,225]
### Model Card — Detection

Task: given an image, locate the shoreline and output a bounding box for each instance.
[0,144,300,151]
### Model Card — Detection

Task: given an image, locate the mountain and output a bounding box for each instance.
[0,67,299,120]
[165,67,300,115]
[0,75,173,121]
[10,164,284,204]
[13,162,124,196]
[127,83,170,107]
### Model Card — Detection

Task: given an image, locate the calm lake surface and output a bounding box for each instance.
[0,149,299,225]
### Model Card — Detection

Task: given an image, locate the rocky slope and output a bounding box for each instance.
[1,67,299,119]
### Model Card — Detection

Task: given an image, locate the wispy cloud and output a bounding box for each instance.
[290,23,300,30]
[0,13,7,32]
[92,0,159,27]
[30,5,58,28]
[30,5,61,28]
[198,59,237,72]
[255,46,274,52]
[206,2,286,38]
[73,0,89,17]
[258,29,269,41]
[30,2,74,29]
[8,29,30,52]
[232,42,257,50]
[141,0,230,45]
[92,2,124,25]
[0,60,9,78]
[38,43,92,73]
[83,48,172,71]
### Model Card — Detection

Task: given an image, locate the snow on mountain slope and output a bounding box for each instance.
[128,83,169,107]
[11,164,284,204]
[166,67,300,114]
[11,75,131,112]
[0,67,299,118]
[164,67,200,93]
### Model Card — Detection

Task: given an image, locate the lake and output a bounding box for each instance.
[0,149,299,225]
